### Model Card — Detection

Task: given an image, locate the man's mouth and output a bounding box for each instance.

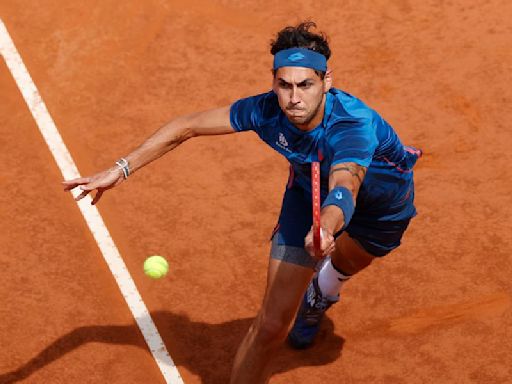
[287,108,305,115]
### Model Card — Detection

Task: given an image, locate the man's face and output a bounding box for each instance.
[272,66,332,130]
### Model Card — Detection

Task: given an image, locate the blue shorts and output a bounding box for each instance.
[270,183,414,269]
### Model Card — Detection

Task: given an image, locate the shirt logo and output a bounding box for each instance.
[278,133,288,147]
[335,191,343,200]
[287,52,305,62]
[276,132,292,153]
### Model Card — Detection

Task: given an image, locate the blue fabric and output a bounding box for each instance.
[342,217,411,256]
[230,88,420,222]
[272,185,313,248]
[273,48,327,72]
[321,186,355,229]
[272,183,411,257]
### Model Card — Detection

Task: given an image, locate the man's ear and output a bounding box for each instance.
[323,69,333,93]
[271,68,278,92]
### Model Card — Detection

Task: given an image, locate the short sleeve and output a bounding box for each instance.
[229,94,259,132]
[329,118,378,167]
[230,91,278,133]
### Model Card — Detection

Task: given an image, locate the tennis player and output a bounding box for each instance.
[63,21,420,384]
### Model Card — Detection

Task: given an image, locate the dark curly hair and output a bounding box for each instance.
[270,21,331,79]
[270,21,331,59]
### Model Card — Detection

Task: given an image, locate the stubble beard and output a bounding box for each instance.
[292,95,324,127]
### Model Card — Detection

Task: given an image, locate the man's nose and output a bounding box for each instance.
[290,87,301,104]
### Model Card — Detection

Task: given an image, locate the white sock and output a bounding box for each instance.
[317,258,351,297]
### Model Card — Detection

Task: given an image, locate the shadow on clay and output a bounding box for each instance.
[0,311,344,383]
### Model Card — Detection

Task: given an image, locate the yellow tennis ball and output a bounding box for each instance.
[143,255,169,279]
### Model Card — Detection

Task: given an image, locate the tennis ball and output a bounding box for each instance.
[143,255,169,279]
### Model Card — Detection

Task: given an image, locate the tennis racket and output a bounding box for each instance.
[311,161,322,259]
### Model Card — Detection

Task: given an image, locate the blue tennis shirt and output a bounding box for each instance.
[230,88,419,221]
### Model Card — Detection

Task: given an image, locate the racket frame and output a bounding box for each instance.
[311,161,322,259]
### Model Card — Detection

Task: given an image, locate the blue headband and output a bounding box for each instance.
[273,48,327,72]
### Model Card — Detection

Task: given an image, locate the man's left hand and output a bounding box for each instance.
[304,227,335,260]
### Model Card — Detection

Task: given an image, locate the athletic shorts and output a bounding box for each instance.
[270,183,414,269]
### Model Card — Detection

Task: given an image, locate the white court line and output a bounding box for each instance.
[0,19,184,384]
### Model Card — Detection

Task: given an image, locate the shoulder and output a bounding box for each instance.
[230,91,281,131]
[324,89,378,142]
[323,89,380,154]
[233,91,280,117]
[326,88,376,126]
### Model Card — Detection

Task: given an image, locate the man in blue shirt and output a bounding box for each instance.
[63,21,420,384]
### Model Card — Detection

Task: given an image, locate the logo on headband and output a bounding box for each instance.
[287,52,305,62]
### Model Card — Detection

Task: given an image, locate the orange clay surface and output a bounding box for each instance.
[1,1,511,383]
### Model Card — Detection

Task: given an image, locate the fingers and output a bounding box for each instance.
[321,229,335,257]
[74,187,104,205]
[74,188,91,201]
[91,190,103,205]
[304,227,336,259]
[63,169,122,206]
[66,184,104,205]
[324,240,336,257]
[304,229,315,257]
[304,228,326,260]
[61,177,92,191]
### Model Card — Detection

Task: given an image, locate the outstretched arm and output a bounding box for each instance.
[62,106,234,204]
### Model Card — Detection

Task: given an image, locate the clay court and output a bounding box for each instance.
[1,1,511,383]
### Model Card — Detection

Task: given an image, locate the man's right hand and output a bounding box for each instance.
[62,167,124,205]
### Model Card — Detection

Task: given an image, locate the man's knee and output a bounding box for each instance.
[332,233,375,275]
[253,314,290,345]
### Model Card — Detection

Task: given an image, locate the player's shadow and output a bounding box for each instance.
[0,311,344,383]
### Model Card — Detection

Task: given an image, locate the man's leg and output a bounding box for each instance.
[230,258,314,384]
[287,232,375,348]
[330,231,376,274]
[322,218,412,294]
[315,232,377,304]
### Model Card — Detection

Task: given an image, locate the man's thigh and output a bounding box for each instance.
[331,218,412,274]
[344,218,412,257]
[270,184,318,270]
[331,232,376,275]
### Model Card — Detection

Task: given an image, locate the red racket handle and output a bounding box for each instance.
[311,161,321,259]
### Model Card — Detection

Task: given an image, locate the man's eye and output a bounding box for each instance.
[299,82,312,88]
